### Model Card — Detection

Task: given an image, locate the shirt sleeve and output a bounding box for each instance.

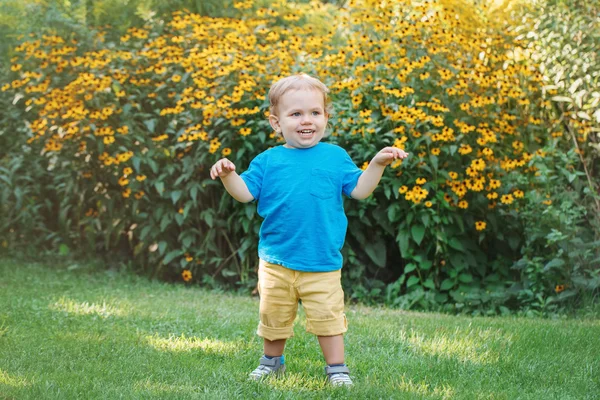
[240,151,266,201]
[340,150,363,198]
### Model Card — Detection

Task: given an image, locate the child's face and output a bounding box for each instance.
[269,89,328,149]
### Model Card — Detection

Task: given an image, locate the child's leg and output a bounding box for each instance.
[264,338,287,357]
[317,334,344,365]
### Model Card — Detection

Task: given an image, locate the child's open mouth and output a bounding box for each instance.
[298,130,314,137]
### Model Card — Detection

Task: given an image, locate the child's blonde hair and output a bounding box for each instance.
[268,73,332,117]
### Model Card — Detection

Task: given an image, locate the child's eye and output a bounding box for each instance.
[291,112,301,117]
[312,111,321,116]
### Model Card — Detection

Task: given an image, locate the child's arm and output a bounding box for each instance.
[210,158,254,203]
[350,147,409,200]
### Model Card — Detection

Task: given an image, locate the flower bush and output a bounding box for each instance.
[1,0,597,313]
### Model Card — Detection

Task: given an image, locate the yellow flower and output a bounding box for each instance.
[136,175,147,182]
[425,201,433,207]
[458,200,468,209]
[416,178,427,185]
[514,190,524,198]
[222,148,232,156]
[239,127,251,136]
[123,167,133,176]
[431,148,440,156]
[489,179,501,189]
[134,191,145,199]
[449,172,458,180]
[122,188,131,198]
[458,144,472,155]
[118,177,129,186]
[501,194,514,204]
[399,186,408,194]
[471,158,486,171]
[475,221,486,231]
[182,270,192,282]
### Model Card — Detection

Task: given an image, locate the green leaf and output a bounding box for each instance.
[160,214,171,232]
[404,263,416,273]
[140,225,152,241]
[543,258,565,272]
[459,273,473,283]
[204,212,214,228]
[163,250,181,265]
[440,279,454,291]
[387,205,398,222]
[133,156,141,172]
[144,119,157,133]
[450,252,468,270]
[59,244,70,256]
[245,204,255,220]
[158,241,167,255]
[448,237,465,252]
[148,159,159,174]
[182,234,193,248]
[423,278,435,289]
[407,276,420,288]
[170,190,183,204]
[411,224,425,245]
[155,181,164,195]
[364,238,386,268]
[397,231,410,257]
[421,213,430,228]
[190,185,198,202]
[420,260,433,270]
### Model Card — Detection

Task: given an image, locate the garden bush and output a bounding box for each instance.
[1,0,598,314]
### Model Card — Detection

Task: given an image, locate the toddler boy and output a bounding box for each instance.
[210,74,408,386]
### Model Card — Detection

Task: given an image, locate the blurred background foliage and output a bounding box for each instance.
[1,0,598,316]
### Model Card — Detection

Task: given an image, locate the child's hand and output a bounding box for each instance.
[210,158,236,180]
[372,147,409,166]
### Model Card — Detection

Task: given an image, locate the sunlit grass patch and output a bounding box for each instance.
[405,326,513,365]
[0,369,30,389]
[144,333,245,355]
[49,297,125,318]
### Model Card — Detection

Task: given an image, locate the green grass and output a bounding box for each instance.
[1,259,599,399]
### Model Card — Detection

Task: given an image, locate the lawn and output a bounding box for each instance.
[1,258,598,399]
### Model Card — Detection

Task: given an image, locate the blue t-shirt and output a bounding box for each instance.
[240,142,363,272]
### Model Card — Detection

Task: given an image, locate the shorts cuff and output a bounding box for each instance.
[257,322,294,341]
[306,314,348,336]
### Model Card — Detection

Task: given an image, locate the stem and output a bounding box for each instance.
[564,118,600,215]
[222,231,242,276]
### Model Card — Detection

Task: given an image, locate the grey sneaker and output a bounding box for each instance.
[249,355,286,381]
[325,365,353,386]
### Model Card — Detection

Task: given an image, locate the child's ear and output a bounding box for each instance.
[268,114,280,133]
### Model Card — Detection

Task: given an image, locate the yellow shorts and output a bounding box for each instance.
[257,259,348,341]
